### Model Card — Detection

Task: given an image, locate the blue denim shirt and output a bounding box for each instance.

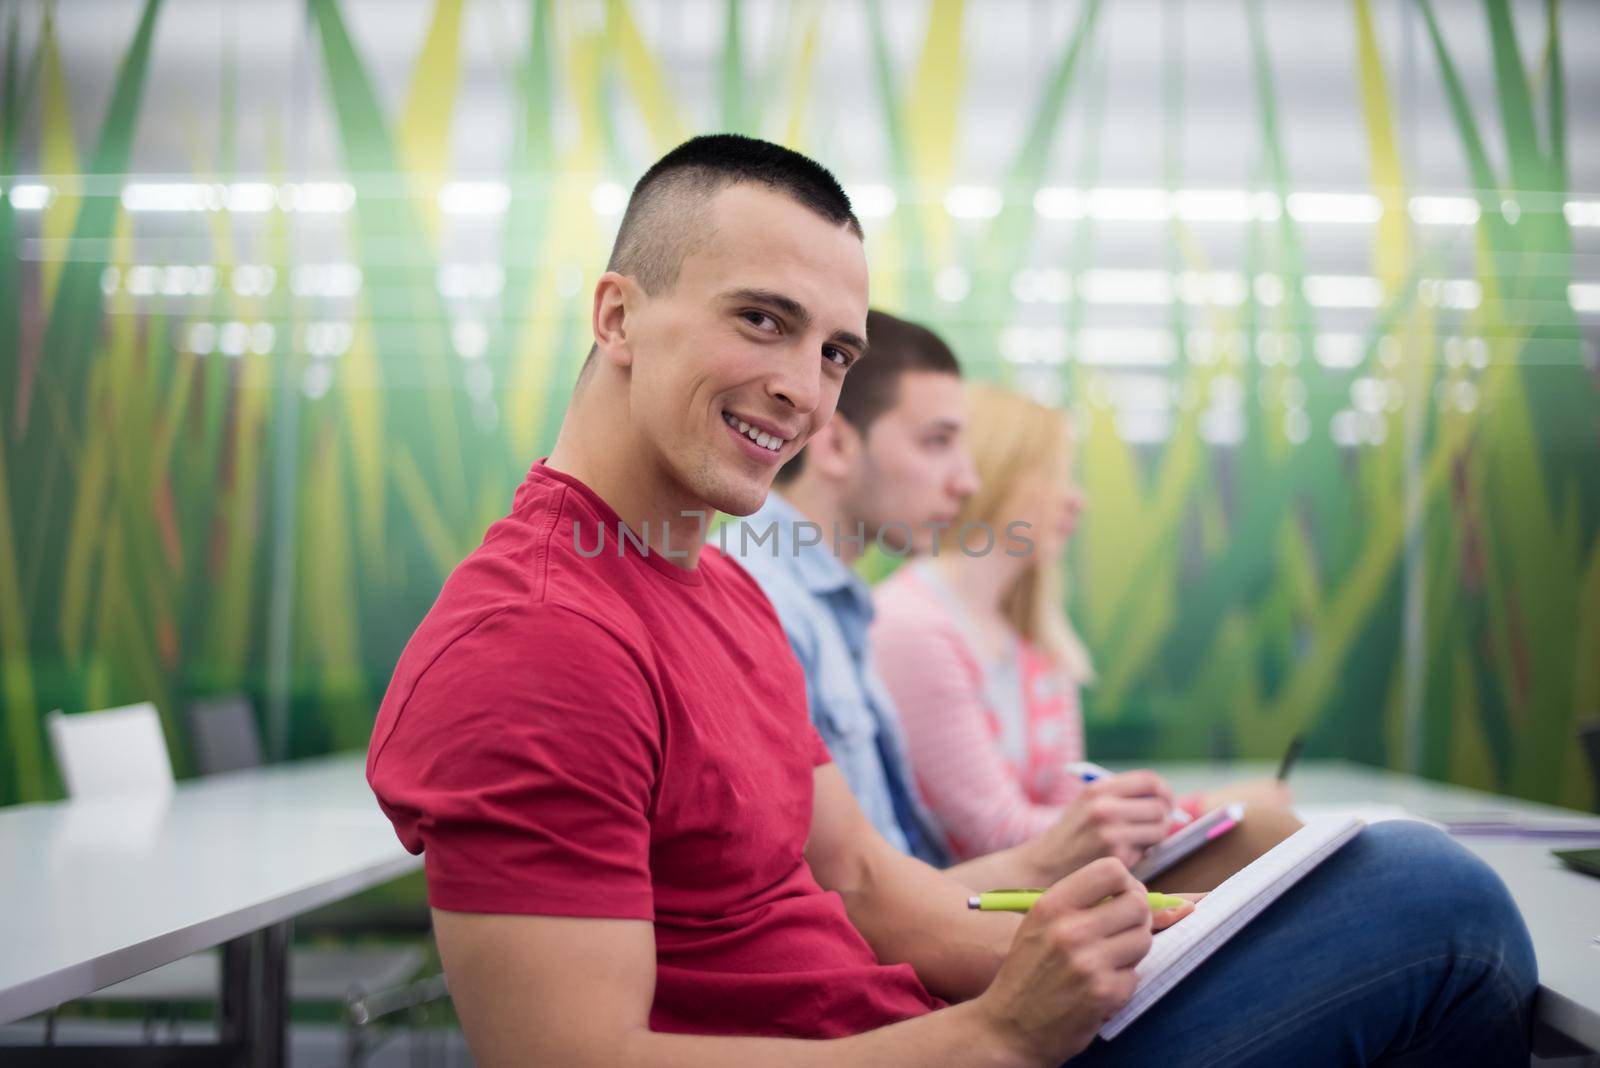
[721,494,946,865]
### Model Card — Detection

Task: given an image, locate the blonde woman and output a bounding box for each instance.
[871,383,1288,861]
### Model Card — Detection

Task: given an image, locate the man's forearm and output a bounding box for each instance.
[829,840,1019,1001]
[944,843,1055,894]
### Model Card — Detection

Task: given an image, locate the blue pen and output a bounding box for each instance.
[1066,760,1114,782]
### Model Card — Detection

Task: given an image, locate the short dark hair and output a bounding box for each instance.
[608,133,862,295]
[579,134,862,382]
[776,309,962,483]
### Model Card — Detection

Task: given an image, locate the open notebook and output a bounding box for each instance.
[1100,815,1365,1041]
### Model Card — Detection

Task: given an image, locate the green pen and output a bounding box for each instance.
[967,889,1189,912]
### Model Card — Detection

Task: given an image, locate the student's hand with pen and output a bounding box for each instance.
[1024,770,1179,880]
[974,857,1188,1064]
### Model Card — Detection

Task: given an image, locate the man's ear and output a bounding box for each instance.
[806,417,863,482]
[592,271,637,369]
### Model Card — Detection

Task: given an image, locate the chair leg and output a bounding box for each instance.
[344,985,370,1068]
[408,1000,428,1068]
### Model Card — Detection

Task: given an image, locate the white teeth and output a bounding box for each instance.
[725,412,784,451]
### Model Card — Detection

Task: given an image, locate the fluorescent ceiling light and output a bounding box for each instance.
[291,263,363,298]
[1286,192,1383,224]
[1033,187,1084,219]
[1184,329,1246,365]
[1409,195,1479,226]
[302,321,354,358]
[590,182,627,217]
[1303,274,1385,308]
[282,182,356,213]
[1171,189,1255,222]
[1206,375,1244,409]
[846,184,897,219]
[1086,187,1170,221]
[226,182,278,212]
[944,185,1003,219]
[1079,327,1176,366]
[1079,269,1172,305]
[1097,372,1173,412]
[8,183,54,210]
[1176,271,1247,306]
[452,319,489,360]
[1253,274,1285,306]
[438,181,511,215]
[934,265,971,302]
[1350,376,1392,413]
[1331,409,1387,447]
[122,182,222,212]
[437,262,505,300]
[1198,407,1243,447]
[1565,201,1600,227]
[1418,278,1481,310]
[1120,408,1175,444]
[1570,283,1600,314]
[999,326,1067,365]
[230,264,274,297]
[187,321,216,355]
[1011,268,1070,304]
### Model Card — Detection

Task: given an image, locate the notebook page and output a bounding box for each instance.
[1099,816,1365,1040]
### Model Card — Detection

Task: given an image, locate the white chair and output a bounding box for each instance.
[46,703,174,799]
[45,701,428,1063]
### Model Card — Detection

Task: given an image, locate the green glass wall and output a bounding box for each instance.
[2,0,1596,810]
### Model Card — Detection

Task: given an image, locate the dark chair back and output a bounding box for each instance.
[1581,718,1600,814]
[186,695,266,775]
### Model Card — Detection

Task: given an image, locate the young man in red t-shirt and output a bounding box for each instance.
[369,135,1535,1066]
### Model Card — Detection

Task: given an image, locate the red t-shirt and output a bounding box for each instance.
[368,461,941,1038]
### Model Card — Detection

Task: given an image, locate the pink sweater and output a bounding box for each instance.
[870,563,1087,860]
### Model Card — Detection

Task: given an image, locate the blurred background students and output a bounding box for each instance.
[873,384,1291,863]
[730,311,1185,888]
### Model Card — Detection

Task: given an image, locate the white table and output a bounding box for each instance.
[1138,760,1600,1055]
[0,753,420,1065]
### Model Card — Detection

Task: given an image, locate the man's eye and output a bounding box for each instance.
[742,310,779,332]
[824,347,853,368]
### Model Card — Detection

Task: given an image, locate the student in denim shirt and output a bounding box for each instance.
[729,490,947,863]
[727,310,1189,889]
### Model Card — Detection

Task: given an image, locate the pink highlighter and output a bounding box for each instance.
[1128,802,1248,882]
[1206,815,1239,841]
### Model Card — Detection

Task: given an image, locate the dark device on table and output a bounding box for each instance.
[1552,847,1600,880]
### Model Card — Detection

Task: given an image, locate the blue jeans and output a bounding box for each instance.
[1067,822,1537,1067]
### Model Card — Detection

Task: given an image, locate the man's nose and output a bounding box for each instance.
[952,450,980,497]
[768,354,822,414]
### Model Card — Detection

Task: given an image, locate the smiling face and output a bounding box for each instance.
[617,184,869,517]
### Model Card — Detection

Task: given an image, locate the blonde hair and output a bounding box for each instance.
[937,383,1096,684]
